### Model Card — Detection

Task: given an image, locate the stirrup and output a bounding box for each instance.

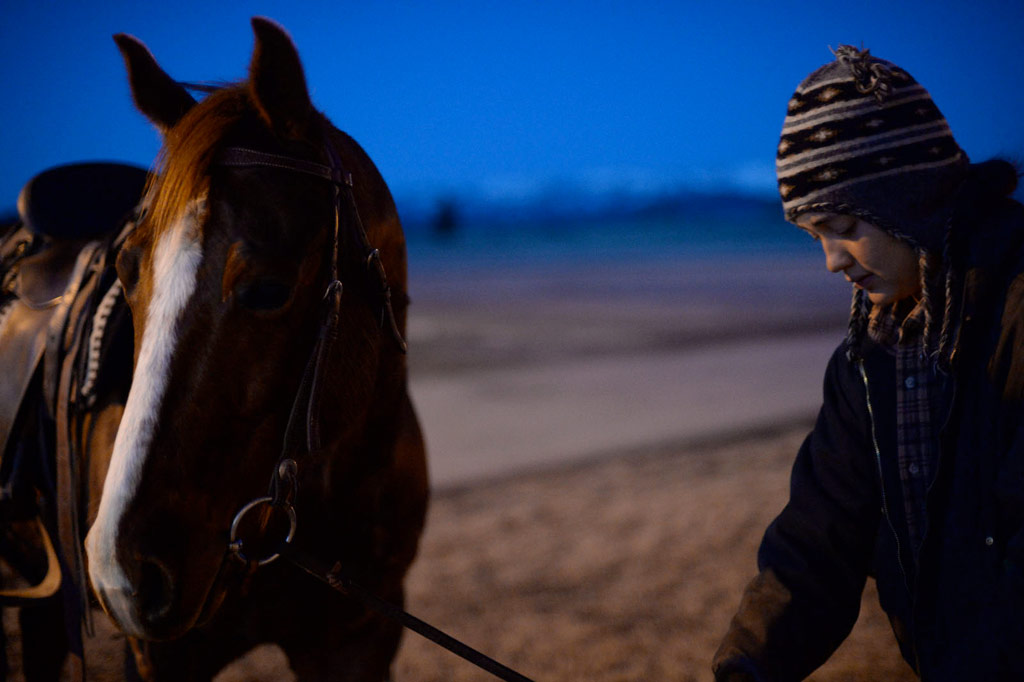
[0,516,62,604]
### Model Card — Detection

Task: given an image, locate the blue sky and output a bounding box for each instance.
[2,1,1022,207]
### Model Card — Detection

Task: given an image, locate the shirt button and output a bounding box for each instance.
[905,376,917,389]
[985,536,995,546]
[908,463,920,476]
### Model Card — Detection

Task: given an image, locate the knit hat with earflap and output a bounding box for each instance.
[776,45,969,254]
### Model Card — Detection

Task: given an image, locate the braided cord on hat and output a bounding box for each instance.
[936,215,962,371]
[845,287,869,361]
[918,249,936,357]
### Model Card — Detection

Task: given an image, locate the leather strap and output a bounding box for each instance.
[216,144,407,354]
[306,281,343,452]
[0,303,55,459]
[56,339,91,634]
[218,147,347,185]
[52,244,106,680]
[217,141,408,515]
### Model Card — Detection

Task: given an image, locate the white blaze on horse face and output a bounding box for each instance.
[85,198,205,630]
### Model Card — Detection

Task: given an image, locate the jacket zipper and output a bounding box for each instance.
[858,359,910,592]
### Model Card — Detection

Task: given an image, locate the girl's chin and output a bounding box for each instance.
[867,289,920,307]
[866,290,895,306]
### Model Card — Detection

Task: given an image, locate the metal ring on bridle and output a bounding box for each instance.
[228,496,297,566]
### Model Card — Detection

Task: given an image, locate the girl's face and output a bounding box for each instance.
[796,213,921,306]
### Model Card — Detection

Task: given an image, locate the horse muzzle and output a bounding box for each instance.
[85,528,201,640]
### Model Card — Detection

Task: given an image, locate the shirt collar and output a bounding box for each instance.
[867,297,927,348]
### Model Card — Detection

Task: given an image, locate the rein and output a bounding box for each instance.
[218,142,536,682]
[280,543,536,682]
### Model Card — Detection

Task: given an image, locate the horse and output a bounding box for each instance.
[2,17,429,681]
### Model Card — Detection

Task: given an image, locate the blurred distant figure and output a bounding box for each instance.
[713,46,1024,681]
[431,196,460,240]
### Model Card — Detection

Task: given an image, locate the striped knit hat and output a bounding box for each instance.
[776,45,969,254]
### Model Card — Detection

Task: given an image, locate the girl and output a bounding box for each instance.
[713,46,1024,681]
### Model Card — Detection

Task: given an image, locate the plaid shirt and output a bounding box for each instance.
[868,301,937,552]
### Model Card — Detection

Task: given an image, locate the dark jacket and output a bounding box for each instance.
[713,192,1024,681]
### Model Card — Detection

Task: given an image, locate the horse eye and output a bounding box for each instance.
[236,278,292,311]
[116,244,141,296]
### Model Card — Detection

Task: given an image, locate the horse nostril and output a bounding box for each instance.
[137,557,175,623]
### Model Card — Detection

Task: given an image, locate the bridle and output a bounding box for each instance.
[215,135,406,564]
[212,139,536,682]
[217,143,407,354]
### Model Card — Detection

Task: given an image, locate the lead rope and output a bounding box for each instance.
[279,542,536,682]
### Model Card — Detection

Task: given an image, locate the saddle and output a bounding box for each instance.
[0,163,145,628]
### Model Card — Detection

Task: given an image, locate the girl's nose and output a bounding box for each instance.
[821,237,853,273]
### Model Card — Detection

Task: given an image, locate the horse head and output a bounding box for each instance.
[84,18,416,642]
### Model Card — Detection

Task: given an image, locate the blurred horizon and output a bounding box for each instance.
[2,1,1023,215]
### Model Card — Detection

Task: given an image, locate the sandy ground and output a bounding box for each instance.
[218,427,916,682]
[391,426,915,682]
[4,252,917,680]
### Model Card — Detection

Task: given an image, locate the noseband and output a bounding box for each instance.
[215,139,405,564]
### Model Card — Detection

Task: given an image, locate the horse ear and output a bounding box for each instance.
[248,17,314,139]
[113,33,196,133]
